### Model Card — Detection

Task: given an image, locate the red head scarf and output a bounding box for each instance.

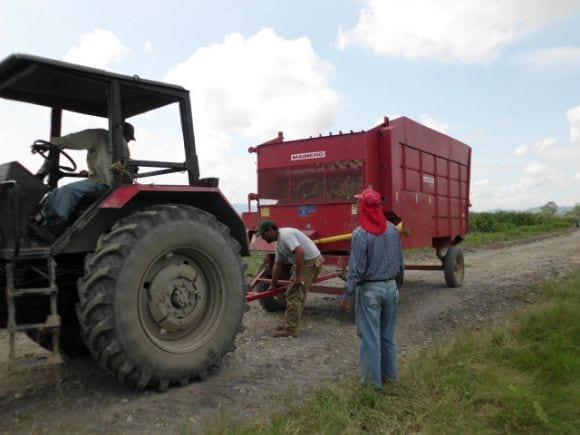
[357,188,387,236]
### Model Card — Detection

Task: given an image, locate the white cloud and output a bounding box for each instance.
[567,105,580,144]
[165,28,341,202]
[167,28,340,140]
[515,137,557,158]
[472,166,567,211]
[338,0,580,63]
[64,29,128,69]
[473,106,580,210]
[514,145,529,157]
[533,137,557,153]
[524,161,548,176]
[521,46,580,71]
[144,41,152,52]
[419,113,451,134]
[0,103,50,171]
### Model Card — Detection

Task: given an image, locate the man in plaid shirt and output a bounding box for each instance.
[342,188,404,388]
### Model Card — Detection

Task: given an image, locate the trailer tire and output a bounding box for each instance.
[444,246,465,288]
[77,205,248,390]
[257,259,290,312]
[258,282,287,312]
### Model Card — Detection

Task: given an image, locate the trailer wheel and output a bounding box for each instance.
[443,246,465,288]
[77,205,248,390]
[258,282,287,312]
[256,259,289,312]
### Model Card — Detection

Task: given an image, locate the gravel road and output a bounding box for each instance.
[1,229,579,433]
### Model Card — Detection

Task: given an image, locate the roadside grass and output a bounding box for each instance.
[244,253,264,277]
[211,271,580,434]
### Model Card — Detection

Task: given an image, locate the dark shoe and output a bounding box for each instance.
[45,216,68,238]
[273,328,298,338]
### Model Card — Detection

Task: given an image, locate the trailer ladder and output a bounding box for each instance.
[5,257,62,365]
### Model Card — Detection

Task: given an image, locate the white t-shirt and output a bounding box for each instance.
[275,227,321,265]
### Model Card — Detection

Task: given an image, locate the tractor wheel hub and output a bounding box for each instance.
[147,264,207,333]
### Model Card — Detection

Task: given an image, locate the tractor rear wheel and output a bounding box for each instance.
[77,205,248,390]
[444,246,465,288]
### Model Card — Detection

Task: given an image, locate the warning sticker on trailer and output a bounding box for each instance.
[423,175,435,184]
[291,151,326,161]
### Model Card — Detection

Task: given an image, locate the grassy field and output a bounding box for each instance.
[245,253,264,277]
[215,271,580,434]
[465,211,574,245]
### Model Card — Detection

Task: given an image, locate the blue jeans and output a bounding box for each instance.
[43,179,108,222]
[355,279,399,388]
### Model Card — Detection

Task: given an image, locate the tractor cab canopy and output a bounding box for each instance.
[0,53,199,185]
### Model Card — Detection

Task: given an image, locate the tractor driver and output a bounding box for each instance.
[32,122,136,235]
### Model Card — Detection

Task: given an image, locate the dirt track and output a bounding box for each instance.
[1,229,580,433]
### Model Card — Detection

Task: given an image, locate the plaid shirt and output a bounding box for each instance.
[344,222,404,300]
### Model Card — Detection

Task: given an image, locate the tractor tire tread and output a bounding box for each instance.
[77,204,248,390]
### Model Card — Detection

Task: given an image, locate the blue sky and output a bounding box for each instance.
[1,0,579,210]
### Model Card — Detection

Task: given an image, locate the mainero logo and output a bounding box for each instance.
[290,151,326,161]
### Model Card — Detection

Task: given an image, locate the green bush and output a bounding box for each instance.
[469,211,572,233]
[467,212,573,246]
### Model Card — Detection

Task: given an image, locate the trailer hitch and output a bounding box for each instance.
[246,270,345,303]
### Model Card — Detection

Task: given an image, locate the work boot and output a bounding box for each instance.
[273,328,298,338]
[45,216,68,238]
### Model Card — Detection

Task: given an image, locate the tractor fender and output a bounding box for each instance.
[56,185,249,256]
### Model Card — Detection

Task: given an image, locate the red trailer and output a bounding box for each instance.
[242,117,472,310]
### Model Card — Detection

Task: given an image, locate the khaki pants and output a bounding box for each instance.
[284,256,324,331]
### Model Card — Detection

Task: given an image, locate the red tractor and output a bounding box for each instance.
[0,54,249,390]
[242,117,472,309]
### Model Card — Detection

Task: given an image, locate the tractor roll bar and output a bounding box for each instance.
[134,168,184,179]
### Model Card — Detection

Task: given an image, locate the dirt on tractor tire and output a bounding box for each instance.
[1,229,580,433]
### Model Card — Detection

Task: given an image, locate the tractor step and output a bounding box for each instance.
[4,258,62,363]
[13,319,60,332]
[9,285,58,297]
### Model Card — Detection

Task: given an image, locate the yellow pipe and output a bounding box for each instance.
[314,233,352,245]
[313,222,408,245]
